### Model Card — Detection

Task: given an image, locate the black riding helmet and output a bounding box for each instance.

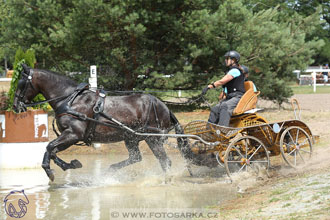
[224,51,240,63]
[241,65,249,74]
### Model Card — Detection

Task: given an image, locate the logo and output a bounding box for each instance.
[34,114,48,138]
[4,190,29,218]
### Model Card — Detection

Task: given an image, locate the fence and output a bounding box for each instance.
[294,67,330,92]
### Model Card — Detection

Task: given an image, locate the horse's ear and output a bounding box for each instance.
[21,63,30,75]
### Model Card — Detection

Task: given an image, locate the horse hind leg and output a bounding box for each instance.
[145,137,171,172]
[108,139,142,171]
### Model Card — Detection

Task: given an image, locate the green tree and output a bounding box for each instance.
[0,0,325,106]
[244,0,330,65]
[0,1,14,71]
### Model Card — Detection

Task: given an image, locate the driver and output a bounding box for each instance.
[202,51,245,127]
[241,64,257,92]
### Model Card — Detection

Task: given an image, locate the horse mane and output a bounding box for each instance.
[37,69,78,87]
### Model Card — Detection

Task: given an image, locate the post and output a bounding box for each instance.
[89,65,97,90]
[4,57,7,76]
[89,65,101,149]
[312,71,316,93]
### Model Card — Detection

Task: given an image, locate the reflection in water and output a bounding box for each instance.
[92,160,101,220]
[35,191,50,219]
[0,154,237,220]
[60,170,71,210]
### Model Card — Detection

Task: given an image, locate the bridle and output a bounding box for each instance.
[14,69,37,112]
[14,68,70,112]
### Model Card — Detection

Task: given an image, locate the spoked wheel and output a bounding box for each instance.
[215,151,225,167]
[224,136,270,178]
[279,126,312,168]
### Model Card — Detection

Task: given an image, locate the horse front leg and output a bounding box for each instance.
[42,132,80,181]
[52,154,83,171]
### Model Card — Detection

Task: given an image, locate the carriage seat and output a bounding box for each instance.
[232,81,260,116]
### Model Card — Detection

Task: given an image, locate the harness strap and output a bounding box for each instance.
[67,83,89,106]
[55,83,90,116]
[84,89,106,145]
[56,93,167,145]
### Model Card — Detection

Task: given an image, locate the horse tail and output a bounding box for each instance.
[169,111,219,168]
[169,111,191,157]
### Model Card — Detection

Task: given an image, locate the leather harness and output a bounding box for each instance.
[54,83,108,145]
[53,84,162,145]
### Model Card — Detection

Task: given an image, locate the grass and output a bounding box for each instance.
[268,197,281,203]
[271,188,287,196]
[306,181,322,186]
[290,85,330,94]
[282,203,291,208]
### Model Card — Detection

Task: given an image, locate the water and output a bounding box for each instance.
[0,154,237,220]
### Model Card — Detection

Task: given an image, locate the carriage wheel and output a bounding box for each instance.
[215,151,225,167]
[224,136,270,178]
[279,126,312,168]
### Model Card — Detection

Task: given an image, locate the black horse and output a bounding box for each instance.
[13,64,218,181]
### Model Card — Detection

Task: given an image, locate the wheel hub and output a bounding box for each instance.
[240,158,250,165]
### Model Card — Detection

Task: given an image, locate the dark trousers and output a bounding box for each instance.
[208,93,243,127]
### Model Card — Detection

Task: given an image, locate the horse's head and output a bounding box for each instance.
[13,64,40,113]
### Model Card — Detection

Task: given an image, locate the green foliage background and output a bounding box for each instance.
[0,0,328,106]
[7,48,48,111]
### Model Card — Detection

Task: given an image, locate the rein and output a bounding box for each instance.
[161,95,205,106]
[107,90,206,106]
[23,94,71,108]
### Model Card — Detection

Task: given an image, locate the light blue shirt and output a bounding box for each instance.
[252,83,257,92]
[228,68,241,78]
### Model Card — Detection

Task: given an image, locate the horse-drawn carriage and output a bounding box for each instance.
[13,64,315,181]
[184,108,314,179]
[182,81,314,179]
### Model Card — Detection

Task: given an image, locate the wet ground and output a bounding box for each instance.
[0,154,237,220]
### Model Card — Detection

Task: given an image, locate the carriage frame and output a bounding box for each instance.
[182,99,315,178]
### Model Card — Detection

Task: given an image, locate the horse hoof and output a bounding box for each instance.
[46,169,55,182]
[71,159,83,169]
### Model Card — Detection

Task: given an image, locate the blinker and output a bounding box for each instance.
[17,79,25,89]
